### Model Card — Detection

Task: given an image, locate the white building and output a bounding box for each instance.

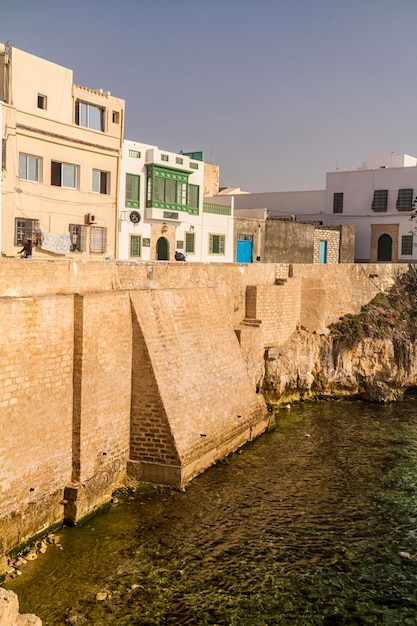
[324,155,417,263]
[118,140,234,262]
[225,154,417,263]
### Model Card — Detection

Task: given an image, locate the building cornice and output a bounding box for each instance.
[16,123,119,153]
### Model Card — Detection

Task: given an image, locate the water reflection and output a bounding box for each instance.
[5,401,417,625]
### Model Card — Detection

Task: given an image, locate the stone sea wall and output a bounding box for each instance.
[0,259,405,573]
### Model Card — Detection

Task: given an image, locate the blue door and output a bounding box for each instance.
[319,240,327,264]
[236,238,253,263]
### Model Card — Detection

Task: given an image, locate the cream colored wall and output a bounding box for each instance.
[10,47,73,121]
[1,46,124,259]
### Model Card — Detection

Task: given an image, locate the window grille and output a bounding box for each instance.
[90,226,107,253]
[130,235,141,258]
[372,190,388,212]
[209,234,225,255]
[185,232,195,254]
[396,189,413,212]
[402,235,413,255]
[14,218,40,246]
[69,224,87,252]
[333,192,343,213]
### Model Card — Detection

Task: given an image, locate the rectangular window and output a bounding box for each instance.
[176,157,183,165]
[401,235,413,255]
[333,192,343,213]
[19,153,41,182]
[129,149,141,158]
[125,173,140,208]
[75,100,104,131]
[92,169,110,194]
[161,154,169,162]
[2,138,6,169]
[372,189,388,212]
[185,232,195,254]
[190,162,199,170]
[130,234,142,258]
[396,188,413,212]
[90,226,107,253]
[14,218,40,246]
[51,161,77,188]
[209,234,225,255]
[112,111,120,124]
[69,224,87,252]
[37,94,47,110]
[165,179,177,203]
[188,184,199,209]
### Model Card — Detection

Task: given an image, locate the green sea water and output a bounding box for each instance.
[5,401,417,625]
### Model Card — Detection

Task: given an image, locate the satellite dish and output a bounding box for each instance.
[130,211,141,224]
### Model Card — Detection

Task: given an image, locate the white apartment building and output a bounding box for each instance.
[225,154,417,263]
[324,155,417,262]
[118,140,234,262]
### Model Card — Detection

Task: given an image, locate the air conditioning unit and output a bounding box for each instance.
[85,213,97,225]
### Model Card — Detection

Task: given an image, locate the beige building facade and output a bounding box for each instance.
[0,43,124,258]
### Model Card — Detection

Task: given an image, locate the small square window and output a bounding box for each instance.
[37,94,47,110]
[15,218,40,246]
[92,169,110,194]
[90,226,107,254]
[209,233,225,255]
[185,232,195,254]
[333,192,343,213]
[19,153,41,182]
[130,234,142,258]
[402,235,413,255]
[176,157,183,165]
[51,161,78,189]
[396,189,413,212]
[372,190,388,212]
[69,224,87,252]
[161,154,169,162]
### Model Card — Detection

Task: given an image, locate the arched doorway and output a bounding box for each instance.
[377,234,392,262]
[156,237,169,260]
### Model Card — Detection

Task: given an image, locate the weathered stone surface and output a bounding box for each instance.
[0,588,42,625]
[263,330,417,404]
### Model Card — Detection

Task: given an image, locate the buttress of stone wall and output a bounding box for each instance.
[129,297,181,486]
[129,288,267,487]
[67,292,132,522]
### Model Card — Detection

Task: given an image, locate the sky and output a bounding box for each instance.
[2,0,417,192]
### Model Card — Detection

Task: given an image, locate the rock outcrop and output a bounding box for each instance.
[263,331,417,404]
[263,266,417,405]
[0,588,42,625]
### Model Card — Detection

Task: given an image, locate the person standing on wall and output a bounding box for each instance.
[18,237,33,258]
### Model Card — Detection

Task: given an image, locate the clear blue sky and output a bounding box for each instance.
[2,0,417,192]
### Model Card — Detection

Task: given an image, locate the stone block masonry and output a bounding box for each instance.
[0,295,74,554]
[0,259,404,570]
[129,288,267,486]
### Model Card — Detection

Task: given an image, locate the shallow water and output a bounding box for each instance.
[5,401,417,625]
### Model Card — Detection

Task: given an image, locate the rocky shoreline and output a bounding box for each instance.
[0,588,41,625]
